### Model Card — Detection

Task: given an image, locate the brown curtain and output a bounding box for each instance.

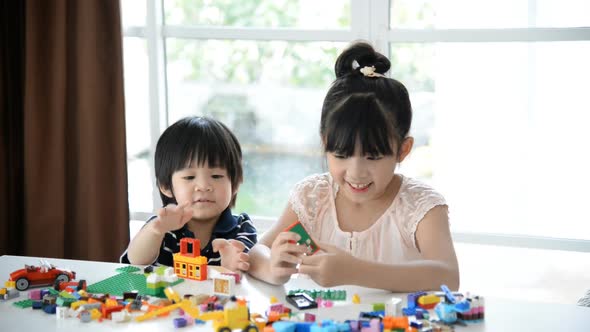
[1,0,26,256]
[0,0,129,262]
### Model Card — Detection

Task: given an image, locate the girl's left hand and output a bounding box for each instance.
[298,242,357,287]
[212,239,250,272]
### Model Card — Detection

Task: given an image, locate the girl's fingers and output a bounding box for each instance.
[271,241,307,265]
[276,240,309,255]
[289,243,311,254]
[300,254,322,266]
[278,252,303,265]
[275,231,301,245]
[273,266,298,277]
[297,264,317,276]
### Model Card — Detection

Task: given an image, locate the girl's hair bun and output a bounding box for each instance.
[334,41,391,78]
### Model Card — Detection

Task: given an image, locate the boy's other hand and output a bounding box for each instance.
[151,203,193,235]
[213,239,250,272]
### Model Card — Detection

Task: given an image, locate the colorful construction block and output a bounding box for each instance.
[285,221,319,254]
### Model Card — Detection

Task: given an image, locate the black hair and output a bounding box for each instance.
[321,41,412,157]
[155,116,243,207]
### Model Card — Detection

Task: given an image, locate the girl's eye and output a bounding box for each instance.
[367,155,383,161]
[333,154,347,159]
[183,176,195,180]
[212,174,224,179]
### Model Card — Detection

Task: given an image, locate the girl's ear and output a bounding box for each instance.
[159,184,174,198]
[398,137,414,163]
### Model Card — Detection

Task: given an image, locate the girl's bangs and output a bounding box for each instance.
[324,96,396,157]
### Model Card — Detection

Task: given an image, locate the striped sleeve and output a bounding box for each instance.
[234,213,258,252]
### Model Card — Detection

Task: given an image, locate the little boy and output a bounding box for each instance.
[121,117,257,272]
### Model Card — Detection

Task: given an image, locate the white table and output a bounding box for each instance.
[0,255,589,331]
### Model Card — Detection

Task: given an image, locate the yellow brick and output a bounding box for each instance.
[164,287,181,303]
[71,301,88,310]
[105,299,119,307]
[90,308,102,320]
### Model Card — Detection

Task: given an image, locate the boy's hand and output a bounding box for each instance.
[151,203,193,235]
[298,242,356,287]
[212,239,250,272]
[269,232,309,279]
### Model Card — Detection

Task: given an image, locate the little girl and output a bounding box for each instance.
[248,42,459,292]
[121,117,257,272]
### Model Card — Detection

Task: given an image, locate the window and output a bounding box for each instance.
[166,39,343,216]
[390,0,590,29]
[121,1,590,249]
[122,37,151,214]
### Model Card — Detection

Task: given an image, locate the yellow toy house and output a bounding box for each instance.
[173,238,208,281]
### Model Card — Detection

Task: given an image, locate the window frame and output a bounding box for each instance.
[123,0,590,252]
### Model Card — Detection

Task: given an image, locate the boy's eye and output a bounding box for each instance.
[212,174,224,179]
[333,154,347,159]
[182,176,195,180]
[367,155,383,161]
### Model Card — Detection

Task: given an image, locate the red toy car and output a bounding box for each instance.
[9,260,76,291]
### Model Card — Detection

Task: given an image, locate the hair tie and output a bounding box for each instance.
[359,66,385,78]
[351,59,385,78]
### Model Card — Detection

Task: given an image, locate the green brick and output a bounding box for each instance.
[373,303,385,311]
[12,299,33,308]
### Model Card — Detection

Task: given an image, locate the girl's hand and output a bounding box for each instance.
[151,203,193,235]
[298,242,356,287]
[212,239,250,272]
[269,232,309,279]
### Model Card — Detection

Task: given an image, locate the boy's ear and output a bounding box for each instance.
[159,184,174,198]
[398,137,414,163]
[232,183,240,197]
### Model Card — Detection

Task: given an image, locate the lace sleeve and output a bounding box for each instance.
[398,178,448,249]
[288,173,332,233]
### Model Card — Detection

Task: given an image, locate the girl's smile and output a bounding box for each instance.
[347,181,372,193]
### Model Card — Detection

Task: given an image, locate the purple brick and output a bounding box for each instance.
[173,317,187,328]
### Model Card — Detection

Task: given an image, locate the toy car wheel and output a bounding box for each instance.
[243,325,259,332]
[15,278,29,291]
[54,274,70,285]
[218,327,231,332]
[55,273,71,284]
